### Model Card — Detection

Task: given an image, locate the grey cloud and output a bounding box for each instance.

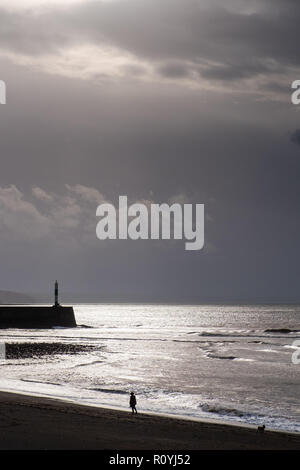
[65,0,300,68]
[0,0,299,86]
[200,59,281,81]
[121,64,147,76]
[157,62,192,79]
[291,129,300,146]
[32,186,54,203]
[262,81,291,95]
[0,184,102,243]
[65,184,107,204]
[0,8,73,56]
[0,185,51,241]
[0,3,300,300]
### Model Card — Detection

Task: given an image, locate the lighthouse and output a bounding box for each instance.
[54,280,60,307]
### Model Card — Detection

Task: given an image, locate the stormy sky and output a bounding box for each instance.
[0,0,300,302]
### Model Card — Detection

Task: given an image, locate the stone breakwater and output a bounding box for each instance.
[0,306,77,328]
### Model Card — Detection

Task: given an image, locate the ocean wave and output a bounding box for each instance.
[20,378,62,386]
[260,348,281,353]
[233,358,255,362]
[264,328,300,334]
[199,332,254,338]
[71,360,104,368]
[199,331,300,341]
[205,353,236,360]
[199,403,262,419]
[91,388,128,395]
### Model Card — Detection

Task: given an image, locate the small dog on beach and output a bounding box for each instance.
[257,425,265,433]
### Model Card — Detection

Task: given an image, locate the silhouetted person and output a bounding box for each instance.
[129,392,137,414]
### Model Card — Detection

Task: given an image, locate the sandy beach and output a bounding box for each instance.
[0,391,299,450]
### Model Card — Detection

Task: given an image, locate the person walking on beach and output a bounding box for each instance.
[129,392,137,414]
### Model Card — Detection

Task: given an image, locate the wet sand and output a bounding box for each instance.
[0,391,299,450]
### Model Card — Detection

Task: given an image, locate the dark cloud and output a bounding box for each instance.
[262,81,291,95]
[121,64,147,76]
[0,0,299,86]
[0,2,299,300]
[201,59,280,81]
[157,62,192,79]
[291,129,300,146]
[0,8,72,56]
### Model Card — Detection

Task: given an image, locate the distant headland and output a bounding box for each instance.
[0,290,34,304]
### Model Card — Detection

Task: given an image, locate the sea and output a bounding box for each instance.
[0,304,299,432]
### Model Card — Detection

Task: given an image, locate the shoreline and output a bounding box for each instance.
[0,390,299,450]
[1,386,298,435]
[0,385,298,436]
